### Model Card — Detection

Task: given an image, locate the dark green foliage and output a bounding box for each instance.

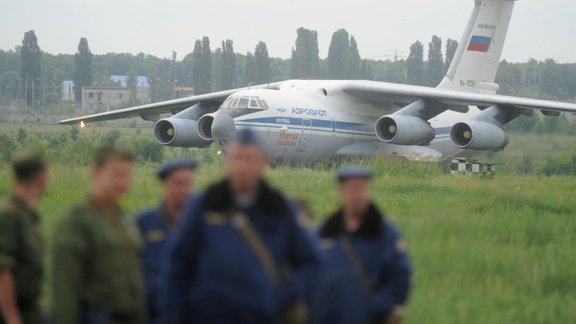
[220,40,236,90]
[72,38,93,102]
[326,30,362,80]
[244,52,256,86]
[539,149,576,176]
[253,42,271,84]
[132,138,164,163]
[444,39,458,74]
[406,41,424,86]
[192,37,213,94]
[20,30,42,107]
[101,129,121,145]
[427,35,443,86]
[349,37,361,79]
[69,127,80,141]
[327,29,351,79]
[291,27,320,79]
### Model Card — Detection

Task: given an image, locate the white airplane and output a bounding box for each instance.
[61,0,576,164]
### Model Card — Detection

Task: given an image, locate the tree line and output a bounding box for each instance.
[1,29,575,111]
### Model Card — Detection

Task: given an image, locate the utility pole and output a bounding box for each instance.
[24,78,28,107]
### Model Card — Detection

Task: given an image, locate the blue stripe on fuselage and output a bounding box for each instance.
[237,116,452,138]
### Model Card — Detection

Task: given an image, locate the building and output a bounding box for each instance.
[174,86,194,98]
[81,87,130,112]
[81,76,151,112]
[450,157,497,176]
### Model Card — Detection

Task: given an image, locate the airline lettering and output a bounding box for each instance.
[292,107,327,117]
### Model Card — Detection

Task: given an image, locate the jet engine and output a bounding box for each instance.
[153,117,211,147]
[450,121,509,151]
[375,115,435,145]
[197,113,236,141]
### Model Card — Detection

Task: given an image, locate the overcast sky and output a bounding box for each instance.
[1,0,574,63]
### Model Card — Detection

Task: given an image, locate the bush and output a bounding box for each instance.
[539,149,576,176]
[132,138,164,163]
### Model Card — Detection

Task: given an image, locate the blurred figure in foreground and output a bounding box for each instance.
[161,129,320,323]
[0,152,48,324]
[315,167,412,324]
[136,160,198,323]
[51,145,146,324]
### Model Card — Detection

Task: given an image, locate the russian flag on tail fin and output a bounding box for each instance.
[467,35,492,52]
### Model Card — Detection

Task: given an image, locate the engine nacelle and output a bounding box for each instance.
[450,121,509,151]
[375,115,435,145]
[197,113,236,141]
[153,117,211,147]
[197,114,215,141]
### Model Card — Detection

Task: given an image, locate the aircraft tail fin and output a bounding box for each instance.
[437,0,517,94]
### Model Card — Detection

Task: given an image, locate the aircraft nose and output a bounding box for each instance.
[211,112,236,140]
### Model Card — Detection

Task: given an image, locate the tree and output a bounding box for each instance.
[427,35,443,86]
[327,29,351,79]
[73,37,93,102]
[192,37,212,95]
[290,27,320,79]
[127,70,138,106]
[244,52,256,85]
[406,40,424,86]
[20,30,42,107]
[220,39,236,90]
[211,48,223,91]
[349,36,361,79]
[253,42,271,84]
[444,39,459,73]
[360,60,374,80]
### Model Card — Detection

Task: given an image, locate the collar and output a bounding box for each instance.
[319,203,384,239]
[9,194,39,223]
[86,195,122,218]
[158,201,179,228]
[203,178,287,214]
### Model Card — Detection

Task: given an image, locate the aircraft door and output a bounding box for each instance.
[296,118,312,152]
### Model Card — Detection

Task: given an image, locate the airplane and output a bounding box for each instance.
[61,0,576,164]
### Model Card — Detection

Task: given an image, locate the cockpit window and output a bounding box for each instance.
[257,99,268,109]
[249,99,260,108]
[224,95,269,110]
[238,97,249,108]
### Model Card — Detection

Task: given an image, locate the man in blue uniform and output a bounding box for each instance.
[315,167,412,324]
[161,129,321,323]
[135,160,198,323]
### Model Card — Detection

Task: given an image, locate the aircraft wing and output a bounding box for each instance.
[342,81,576,115]
[60,83,280,125]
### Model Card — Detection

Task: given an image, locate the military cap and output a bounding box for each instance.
[157,159,198,180]
[233,128,261,146]
[11,150,47,182]
[336,166,373,183]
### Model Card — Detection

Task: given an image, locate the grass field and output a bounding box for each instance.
[1,122,575,323]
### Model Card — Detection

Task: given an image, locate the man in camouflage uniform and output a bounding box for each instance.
[51,145,146,324]
[0,151,48,324]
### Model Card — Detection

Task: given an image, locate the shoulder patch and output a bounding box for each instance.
[395,238,408,253]
[204,212,228,226]
[146,230,166,242]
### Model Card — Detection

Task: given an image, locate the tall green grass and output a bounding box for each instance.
[0,122,575,323]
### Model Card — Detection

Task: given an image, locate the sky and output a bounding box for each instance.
[1,0,574,63]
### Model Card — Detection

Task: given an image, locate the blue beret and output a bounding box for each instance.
[336,166,373,183]
[233,128,261,146]
[157,159,198,180]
